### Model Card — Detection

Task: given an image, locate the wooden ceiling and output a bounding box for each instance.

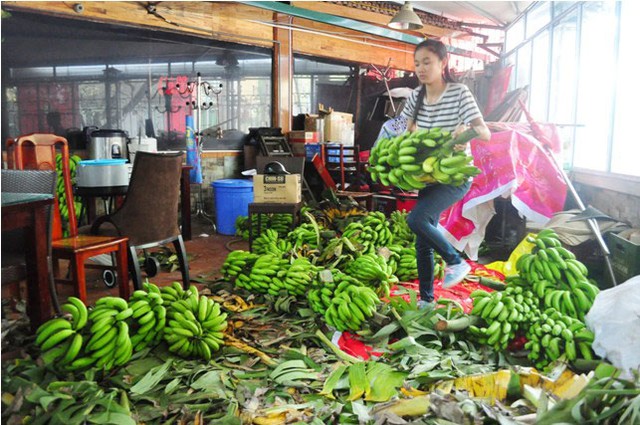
[0,1,505,70]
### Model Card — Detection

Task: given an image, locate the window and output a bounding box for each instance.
[293,56,352,116]
[506,18,525,53]
[526,2,550,38]
[1,12,272,149]
[529,30,550,121]
[515,41,531,97]
[573,2,617,171]
[503,1,638,178]
[611,1,639,175]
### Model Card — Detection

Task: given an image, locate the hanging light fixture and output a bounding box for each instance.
[388,1,423,30]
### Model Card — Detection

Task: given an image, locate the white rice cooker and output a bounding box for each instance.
[76,159,130,188]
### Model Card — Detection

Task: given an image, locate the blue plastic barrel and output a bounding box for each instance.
[211,179,254,235]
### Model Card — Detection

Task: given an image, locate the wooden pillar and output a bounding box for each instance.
[272,14,292,132]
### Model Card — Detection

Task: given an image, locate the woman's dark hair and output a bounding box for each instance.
[414,39,455,83]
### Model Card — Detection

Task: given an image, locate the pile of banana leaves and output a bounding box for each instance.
[3,282,638,424]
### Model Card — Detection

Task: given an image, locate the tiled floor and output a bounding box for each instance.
[2,217,248,311]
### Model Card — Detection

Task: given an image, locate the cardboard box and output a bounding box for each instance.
[253,174,302,203]
[323,111,353,143]
[304,115,320,131]
[288,131,319,157]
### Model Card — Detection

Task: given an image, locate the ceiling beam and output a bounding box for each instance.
[291,1,455,39]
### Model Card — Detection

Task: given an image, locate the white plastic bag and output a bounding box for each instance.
[585,275,640,378]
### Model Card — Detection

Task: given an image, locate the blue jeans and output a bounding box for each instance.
[406,181,471,302]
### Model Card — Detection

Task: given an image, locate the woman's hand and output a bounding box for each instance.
[452,123,469,139]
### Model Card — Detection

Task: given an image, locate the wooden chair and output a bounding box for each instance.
[311,152,374,211]
[90,151,190,291]
[8,133,130,303]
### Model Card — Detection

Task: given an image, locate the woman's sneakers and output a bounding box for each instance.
[443,261,471,289]
[417,300,434,310]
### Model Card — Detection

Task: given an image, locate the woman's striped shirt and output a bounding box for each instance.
[401,83,482,132]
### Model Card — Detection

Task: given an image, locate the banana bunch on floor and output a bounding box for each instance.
[368,128,481,189]
[81,296,135,371]
[164,286,227,361]
[35,296,89,371]
[235,254,290,294]
[128,282,167,352]
[525,308,596,368]
[307,270,353,314]
[344,253,397,298]
[307,270,361,314]
[322,205,367,223]
[288,223,322,251]
[220,250,259,282]
[270,213,294,237]
[246,213,271,240]
[268,257,319,297]
[389,245,418,281]
[252,228,293,256]
[362,212,393,247]
[317,236,358,268]
[468,286,541,350]
[55,153,83,236]
[341,215,393,255]
[341,222,375,254]
[235,216,250,240]
[390,210,415,246]
[325,284,380,331]
[516,229,599,320]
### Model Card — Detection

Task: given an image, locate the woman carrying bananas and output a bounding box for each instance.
[402,39,491,307]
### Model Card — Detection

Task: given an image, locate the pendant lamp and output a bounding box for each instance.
[388,2,424,30]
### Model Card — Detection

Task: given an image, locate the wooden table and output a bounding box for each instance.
[1,192,54,329]
[75,165,193,240]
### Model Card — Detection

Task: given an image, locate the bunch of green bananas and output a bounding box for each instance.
[324,285,380,332]
[390,246,418,281]
[272,294,298,314]
[246,213,270,240]
[341,220,391,255]
[389,210,415,246]
[235,254,289,294]
[220,250,259,282]
[36,296,87,371]
[163,286,227,361]
[270,213,293,237]
[361,212,393,247]
[381,247,399,275]
[317,236,358,269]
[252,228,293,256]
[268,257,319,297]
[235,215,250,240]
[287,223,322,250]
[344,253,397,298]
[307,269,342,314]
[55,153,83,235]
[128,283,167,352]
[525,308,595,368]
[468,286,540,350]
[82,296,135,371]
[368,128,481,189]
[517,229,599,320]
[341,222,373,253]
